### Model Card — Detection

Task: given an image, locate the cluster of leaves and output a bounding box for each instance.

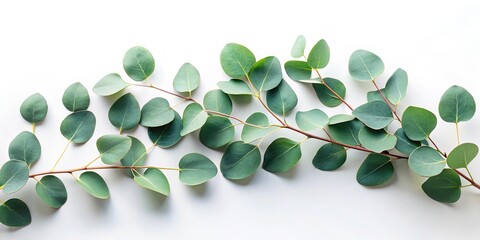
[0,37,478,228]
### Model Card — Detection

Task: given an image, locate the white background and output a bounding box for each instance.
[1,0,480,239]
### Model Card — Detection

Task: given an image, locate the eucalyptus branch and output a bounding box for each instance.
[29,165,181,178]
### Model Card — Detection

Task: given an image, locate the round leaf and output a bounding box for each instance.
[9,131,41,165]
[384,68,408,105]
[134,168,170,196]
[96,134,133,165]
[447,143,478,169]
[179,153,218,186]
[62,82,90,112]
[394,128,421,155]
[291,35,306,58]
[0,199,31,227]
[0,160,29,194]
[121,136,147,167]
[181,102,208,136]
[35,175,67,208]
[409,146,446,177]
[173,63,200,93]
[352,101,393,130]
[349,50,384,81]
[249,56,282,92]
[60,110,96,143]
[241,112,279,143]
[221,142,261,180]
[358,127,397,153]
[123,46,155,81]
[402,106,437,141]
[312,78,346,107]
[199,116,235,149]
[93,73,129,96]
[284,60,312,81]
[262,138,302,173]
[77,171,110,199]
[328,114,355,125]
[295,109,329,131]
[328,119,364,146]
[203,89,233,115]
[307,39,330,69]
[20,93,48,123]
[422,169,461,203]
[109,93,141,131]
[148,111,183,148]
[356,153,394,186]
[220,43,256,78]
[438,85,476,123]
[312,143,347,171]
[140,97,175,127]
[217,79,252,95]
[266,80,298,116]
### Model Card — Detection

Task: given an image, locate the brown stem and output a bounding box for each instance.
[455,169,480,190]
[130,83,195,102]
[30,165,181,178]
[257,96,286,126]
[372,80,402,121]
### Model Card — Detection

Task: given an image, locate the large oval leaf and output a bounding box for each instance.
[447,143,478,169]
[60,110,96,143]
[220,43,256,78]
[0,198,31,227]
[123,46,155,81]
[262,138,302,173]
[179,153,218,186]
[249,56,282,92]
[140,97,175,127]
[307,39,330,69]
[438,85,476,123]
[352,101,393,130]
[384,68,408,105]
[266,80,298,116]
[121,136,147,167]
[312,78,346,107]
[109,93,141,131]
[0,160,29,194]
[148,111,183,148]
[203,89,233,115]
[221,142,261,180]
[295,109,329,131]
[394,128,421,155]
[217,79,252,95]
[291,35,306,58]
[349,50,384,81]
[173,63,200,93]
[421,169,461,203]
[77,171,110,199]
[328,119,364,146]
[62,82,90,112]
[199,116,235,149]
[35,175,68,208]
[181,103,208,136]
[357,154,394,186]
[93,73,129,96]
[20,93,48,123]
[284,60,312,81]
[358,127,397,153]
[241,112,279,143]
[409,146,445,177]
[134,168,170,196]
[402,106,437,141]
[312,143,347,171]
[97,134,132,165]
[9,131,41,165]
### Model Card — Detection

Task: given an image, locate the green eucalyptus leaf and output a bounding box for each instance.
[328,114,355,125]
[266,80,298,116]
[62,82,90,112]
[447,143,478,169]
[77,171,110,199]
[291,35,306,58]
[109,93,141,131]
[312,78,346,107]
[367,89,390,103]
[284,61,312,81]
[203,89,233,115]
[9,131,41,165]
[295,109,329,131]
[0,198,31,227]
[438,85,476,123]
[249,56,282,92]
[140,97,175,127]
[312,143,347,171]
[217,79,252,95]
[173,63,200,93]
[352,101,393,130]
[20,93,48,123]
[134,168,170,196]
[123,46,155,81]
[328,119,364,146]
[35,175,67,208]
[241,112,279,143]
[307,39,330,69]
[93,73,129,96]
[349,50,384,81]
[402,106,437,141]
[409,146,445,177]
[221,142,261,180]
[356,153,394,186]
[358,127,397,153]
[384,68,408,105]
[96,135,132,165]
[121,136,147,167]
[60,110,96,143]
[422,169,461,203]
[220,43,256,78]
[148,111,183,148]
[0,160,29,194]
[262,138,302,173]
[199,116,235,149]
[179,153,218,186]
[181,103,208,136]
[394,128,422,155]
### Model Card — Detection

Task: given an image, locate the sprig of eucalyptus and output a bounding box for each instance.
[0,36,478,228]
